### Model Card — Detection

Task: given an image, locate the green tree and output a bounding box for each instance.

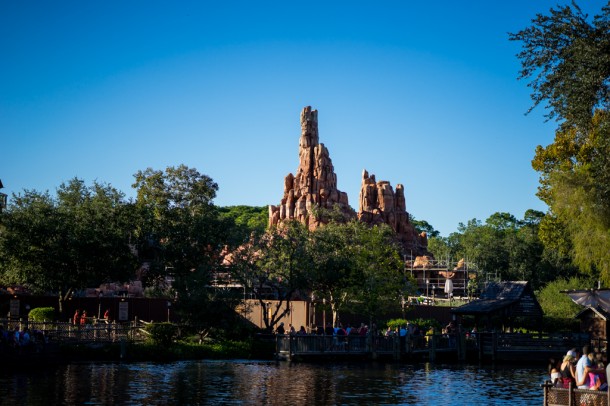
[510,2,610,128]
[218,205,268,245]
[512,3,610,282]
[432,211,559,290]
[230,221,311,332]
[409,215,440,238]
[536,276,595,323]
[132,165,232,328]
[0,179,137,314]
[307,221,355,327]
[346,222,407,326]
[532,112,610,281]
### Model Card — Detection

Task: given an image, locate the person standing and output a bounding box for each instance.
[560,352,576,388]
[576,345,593,389]
[73,310,80,326]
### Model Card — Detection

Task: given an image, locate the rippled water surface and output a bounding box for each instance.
[0,360,546,405]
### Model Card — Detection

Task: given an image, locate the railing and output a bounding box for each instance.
[542,380,608,406]
[0,318,148,344]
[277,332,597,362]
[276,333,460,360]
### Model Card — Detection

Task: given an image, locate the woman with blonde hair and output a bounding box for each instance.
[559,351,577,388]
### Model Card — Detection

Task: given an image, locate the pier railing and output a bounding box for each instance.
[1,318,148,344]
[542,380,608,406]
[276,333,460,360]
[277,331,594,362]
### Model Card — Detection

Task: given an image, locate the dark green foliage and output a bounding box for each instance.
[0,179,138,314]
[146,322,179,346]
[427,211,563,290]
[409,215,439,238]
[218,205,268,244]
[536,276,596,319]
[28,307,56,322]
[510,2,610,128]
[386,318,408,330]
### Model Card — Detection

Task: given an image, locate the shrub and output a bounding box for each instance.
[386,318,408,330]
[146,322,178,346]
[28,307,56,322]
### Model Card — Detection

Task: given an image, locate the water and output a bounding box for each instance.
[0,360,546,405]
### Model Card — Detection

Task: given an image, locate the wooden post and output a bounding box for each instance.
[393,335,400,360]
[429,334,436,362]
[457,331,465,361]
[542,380,549,406]
[492,331,497,362]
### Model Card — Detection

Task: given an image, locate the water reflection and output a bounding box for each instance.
[0,360,545,405]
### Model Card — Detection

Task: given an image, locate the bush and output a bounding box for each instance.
[536,277,594,320]
[386,319,408,330]
[28,307,56,322]
[146,322,178,346]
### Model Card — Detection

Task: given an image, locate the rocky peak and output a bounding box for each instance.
[269,106,354,230]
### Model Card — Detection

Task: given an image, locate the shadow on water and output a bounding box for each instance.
[0,360,546,405]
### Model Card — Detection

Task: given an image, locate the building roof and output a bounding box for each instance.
[452,281,542,318]
[574,306,610,321]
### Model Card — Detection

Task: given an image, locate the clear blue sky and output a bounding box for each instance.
[2,1,607,236]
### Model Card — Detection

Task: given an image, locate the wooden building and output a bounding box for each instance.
[451,281,544,331]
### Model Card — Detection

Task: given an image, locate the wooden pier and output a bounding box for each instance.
[276,331,593,363]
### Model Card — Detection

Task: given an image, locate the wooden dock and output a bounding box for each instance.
[276,331,593,363]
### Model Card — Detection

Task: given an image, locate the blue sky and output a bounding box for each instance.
[2,1,607,236]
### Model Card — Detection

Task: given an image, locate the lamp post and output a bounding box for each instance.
[25,304,30,329]
[98,292,103,320]
[426,279,429,300]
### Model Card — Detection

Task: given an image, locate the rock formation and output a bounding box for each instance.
[358,170,428,255]
[268,106,428,256]
[268,106,355,230]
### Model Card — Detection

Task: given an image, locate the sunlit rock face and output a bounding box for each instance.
[358,170,428,256]
[269,106,354,230]
[268,106,427,256]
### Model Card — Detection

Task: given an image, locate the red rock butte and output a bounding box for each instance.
[269,106,428,257]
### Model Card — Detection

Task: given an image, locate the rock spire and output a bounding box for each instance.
[268,106,355,229]
[358,170,428,255]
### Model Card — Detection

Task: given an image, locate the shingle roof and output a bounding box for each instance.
[452,281,541,317]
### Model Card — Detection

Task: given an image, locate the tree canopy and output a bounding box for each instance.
[510,1,610,128]
[0,179,137,312]
[512,2,610,283]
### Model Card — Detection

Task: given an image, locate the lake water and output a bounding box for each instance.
[0,360,546,405]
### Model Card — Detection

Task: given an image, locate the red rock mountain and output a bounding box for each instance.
[269,106,427,256]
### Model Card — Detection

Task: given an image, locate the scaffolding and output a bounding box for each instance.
[405,257,478,300]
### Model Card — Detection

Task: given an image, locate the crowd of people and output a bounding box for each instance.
[549,345,608,391]
[0,324,45,351]
[276,322,375,337]
[72,309,111,326]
